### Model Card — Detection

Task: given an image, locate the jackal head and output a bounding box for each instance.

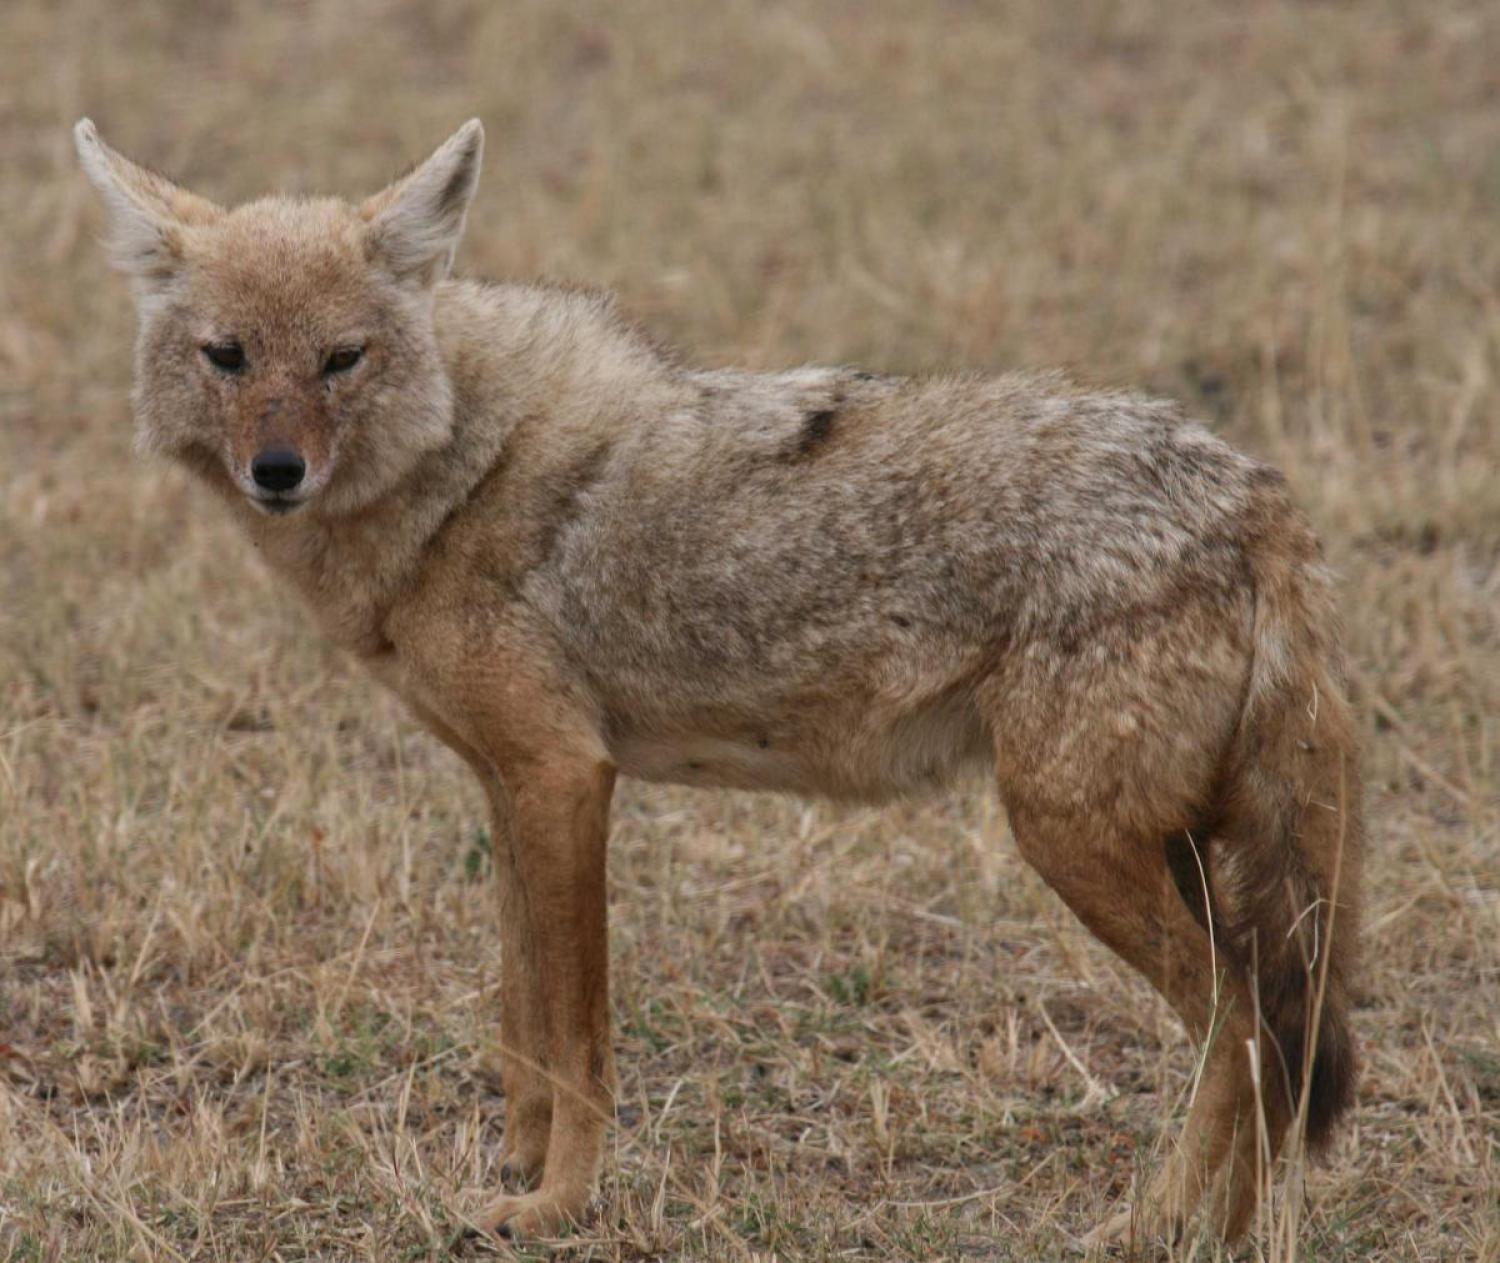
[75,119,484,517]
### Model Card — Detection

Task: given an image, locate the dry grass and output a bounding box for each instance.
[2,1,1498,1259]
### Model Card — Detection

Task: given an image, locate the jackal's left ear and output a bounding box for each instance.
[73,119,222,288]
[362,119,485,286]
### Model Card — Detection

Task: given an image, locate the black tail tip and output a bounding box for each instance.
[1282,1009,1358,1152]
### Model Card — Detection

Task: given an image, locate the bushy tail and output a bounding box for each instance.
[1216,481,1363,1150]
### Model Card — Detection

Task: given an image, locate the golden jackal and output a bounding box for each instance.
[76,117,1362,1247]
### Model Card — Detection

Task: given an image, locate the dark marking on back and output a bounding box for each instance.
[790,408,838,460]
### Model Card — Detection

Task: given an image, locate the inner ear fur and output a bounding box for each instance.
[359,118,485,285]
[74,119,222,280]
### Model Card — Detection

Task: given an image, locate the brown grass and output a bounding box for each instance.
[2,2,1498,1259]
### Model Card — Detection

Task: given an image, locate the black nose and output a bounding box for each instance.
[251,448,306,493]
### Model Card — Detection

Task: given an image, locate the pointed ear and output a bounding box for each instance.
[73,119,222,287]
[361,119,484,286]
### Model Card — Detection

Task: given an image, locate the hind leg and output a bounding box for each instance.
[980,608,1277,1245]
[1106,1017,1291,1245]
[1001,801,1264,1247]
[1204,1051,1293,1241]
[1091,1024,1283,1248]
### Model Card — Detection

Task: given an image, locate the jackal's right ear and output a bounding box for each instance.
[361,119,485,287]
[73,119,222,287]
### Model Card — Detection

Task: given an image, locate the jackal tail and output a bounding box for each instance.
[1217,481,1362,1150]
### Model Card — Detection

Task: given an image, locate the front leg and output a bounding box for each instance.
[494,825,551,1186]
[392,693,568,1195]
[476,753,617,1239]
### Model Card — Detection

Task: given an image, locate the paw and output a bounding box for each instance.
[497,1099,551,1190]
[1092,1200,1170,1248]
[1083,1202,1180,1257]
[1083,1203,1140,1253]
[497,1144,546,1191]
[474,1187,589,1240]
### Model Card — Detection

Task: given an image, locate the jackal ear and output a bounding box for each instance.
[73,119,222,289]
[361,119,484,286]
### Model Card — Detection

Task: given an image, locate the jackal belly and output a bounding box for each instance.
[605,677,993,801]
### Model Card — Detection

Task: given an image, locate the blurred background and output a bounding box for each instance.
[1,2,1497,1259]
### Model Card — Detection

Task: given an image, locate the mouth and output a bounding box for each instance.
[250,493,306,516]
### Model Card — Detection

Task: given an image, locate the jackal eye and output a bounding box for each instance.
[323,347,364,375]
[202,341,245,372]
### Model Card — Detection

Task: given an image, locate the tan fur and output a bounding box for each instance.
[76,118,1364,1245]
